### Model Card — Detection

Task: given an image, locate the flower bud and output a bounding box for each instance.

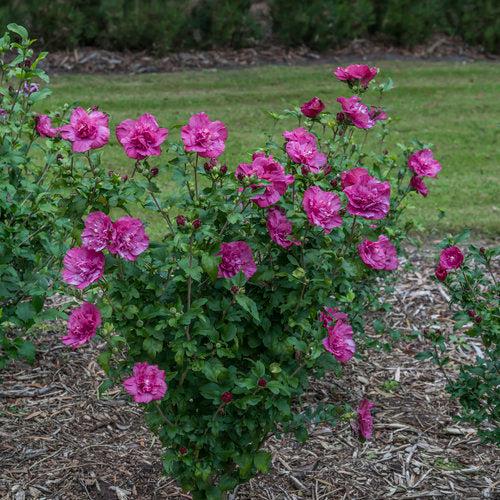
[480,247,486,255]
[230,285,239,294]
[176,215,186,226]
[330,179,338,188]
[108,170,114,177]
[150,167,159,177]
[192,218,201,230]
[258,378,267,388]
[467,309,476,318]
[204,162,214,173]
[121,174,128,182]
[220,164,228,175]
[179,447,188,455]
[435,266,447,282]
[336,112,346,123]
[474,315,483,324]
[221,391,233,404]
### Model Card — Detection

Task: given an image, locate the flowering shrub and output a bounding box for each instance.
[0,25,143,368]
[421,236,499,443]
[51,57,446,498]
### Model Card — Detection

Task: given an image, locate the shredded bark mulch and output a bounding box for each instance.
[1,242,499,499]
[40,36,498,75]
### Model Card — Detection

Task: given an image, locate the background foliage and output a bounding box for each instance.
[0,0,498,53]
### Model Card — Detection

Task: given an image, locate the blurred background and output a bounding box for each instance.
[1,0,498,55]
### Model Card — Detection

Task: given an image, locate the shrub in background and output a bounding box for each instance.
[420,237,499,443]
[0,0,498,54]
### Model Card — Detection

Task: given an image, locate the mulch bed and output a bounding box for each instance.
[1,242,498,499]
[40,36,498,75]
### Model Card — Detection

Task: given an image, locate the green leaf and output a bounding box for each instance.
[17,340,35,363]
[7,23,29,40]
[253,451,271,473]
[201,254,219,281]
[15,302,36,323]
[235,295,260,322]
[143,337,163,357]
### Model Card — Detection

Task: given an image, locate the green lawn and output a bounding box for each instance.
[45,61,500,235]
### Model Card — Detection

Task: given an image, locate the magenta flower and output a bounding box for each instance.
[410,175,428,197]
[62,247,105,289]
[116,113,168,160]
[63,302,101,349]
[181,112,227,159]
[59,107,109,153]
[343,173,391,220]
[337,96,375,129]
[81,211,113,252]
[319,307,348,328]
[358,235,398,271]
[408,149,441,178]
[123,362,167,403]
[236,153,294,207]
[283,128,327,173]
[108,216,149,261]
[266,208,301,249]
[322,320,356,363]
[217,241,257,279]
[303,186,342,233]
[334,64,378,88]
[340,167,370,189]
[357,399,375,439]
[35,114,59,138]
[439,246,464,271]
[369,106,388,122]
[300,96,325,118]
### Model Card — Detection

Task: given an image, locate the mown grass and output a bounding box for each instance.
[44,61,500,235]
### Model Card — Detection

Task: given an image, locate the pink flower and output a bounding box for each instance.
[357,399,375,439]
[303,186,342,233]
[123,362,167,403]
[320,307,348,328]
[59,107,109,152]
[358,235,398,271]
[81,211,113,251]
[343,173,391,220]
[236,154,294,207]
[410,176,428,197]
[300,96,325,118]
[181,112,227,159]
[62,247,105,289]
[369,106,388,122]
[408,149,441,178]
[337,96,375,129]
[217,241,257,279]
[283,128,327,173]
[63,302,101,349]
[116,113,168,160]
[439,246,464,271]
[340,167,370,189]
[109,216,149,261]
[35,114,59,138]
[435,266,447,281]
[334,64,378,88]
[266,208,301,249]
[322,319,356,363]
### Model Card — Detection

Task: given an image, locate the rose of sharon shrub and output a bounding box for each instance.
[423,237,499,443]
[58,60,442,498]
[0,25,148,368]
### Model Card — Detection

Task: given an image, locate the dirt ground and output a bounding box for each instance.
[1,242,498,499]
[40,35,498,75]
